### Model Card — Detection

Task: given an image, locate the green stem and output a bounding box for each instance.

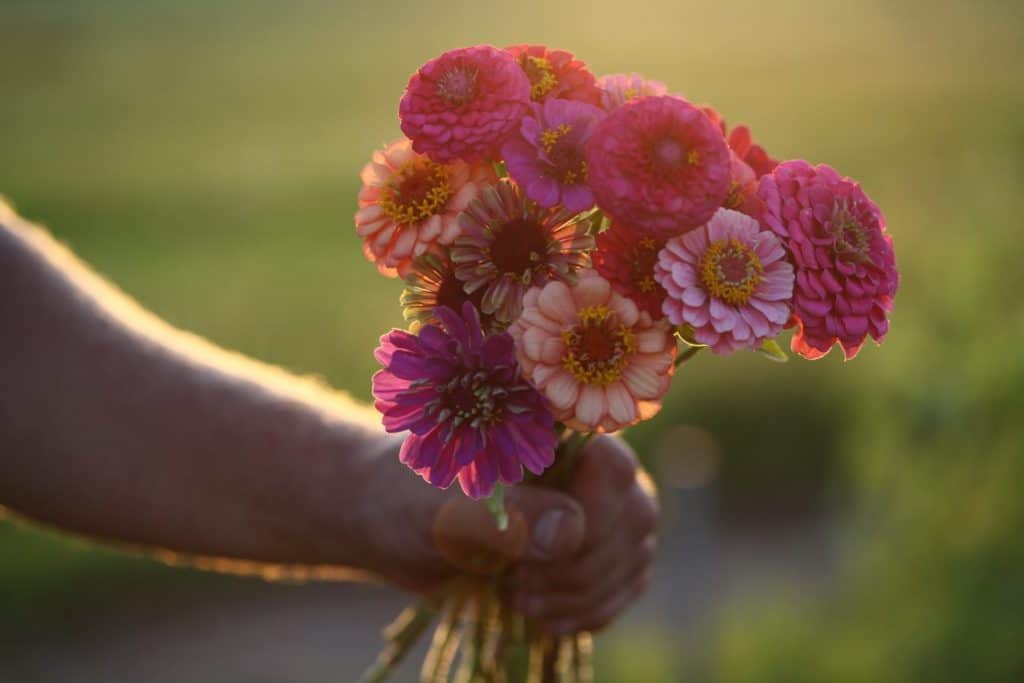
[674,345,703,368]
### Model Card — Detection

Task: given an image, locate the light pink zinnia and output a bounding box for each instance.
[399,45,531,164]
[597,73,669,111]
[511,270,676,433]
[501,98,606,213]
[586,95,732,239]
[655,208,794,355]
[355,138,495,278]
[758,161,898,360]
[506,44,602,105]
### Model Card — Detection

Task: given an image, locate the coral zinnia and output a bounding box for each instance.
[596,73,669,111]
[511,270,676,433]
[505,44,602,105]
[592,223,668,320]
[451,179,594,326]
[373,303,557,499]
[501,98,606,213]
[400,251,494,332]
[703,107,779,216]
[757,161,898,360]
[355,138,495,278]
[586,95,732,238]
[399,45,531,164]
[655,208,794,355]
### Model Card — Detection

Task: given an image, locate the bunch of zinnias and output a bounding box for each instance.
[356,44,898,682]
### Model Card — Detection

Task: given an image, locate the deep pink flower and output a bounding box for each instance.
[596,73,669,111]
[501,98,606,213]
[592,223,668,320]
[703,107,779,218]
[586,95,732,238]
[656,208,794,355]
[505,44,602,105]
[373,303,557,499]
[757,161,899,360]
[399,45,531,164]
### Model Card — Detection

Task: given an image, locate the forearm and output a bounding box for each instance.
[0,202,394,573]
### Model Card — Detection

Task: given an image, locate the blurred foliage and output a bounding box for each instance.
[1,0,1023,680]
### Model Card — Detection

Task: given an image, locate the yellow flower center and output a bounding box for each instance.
[521,55,558,101]
[540,124,572,153]
[379,159,453,225]
[723,180,745,210]
[699,237,763,306]
[561,305,637,386]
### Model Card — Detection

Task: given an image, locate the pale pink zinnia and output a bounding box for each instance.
[757,161,898,360]
[501,98,606,213]
[399,45,531,164]
[655,208,794,355]
[506,44,602,105]
[597,73,669,111]
[355,138,495,278]
[586,95,732,239]
[511,270,676,433]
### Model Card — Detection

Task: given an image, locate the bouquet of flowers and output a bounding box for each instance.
[355,44,898,682]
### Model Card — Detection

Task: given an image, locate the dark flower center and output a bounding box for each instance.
[829,201,872,263]
[629,237,661,293]
[437,66,478,106]
[381,159,452,224]
[433,369,506,429]
[561,305,637,386]
[435,272,487,318]
[489,218,550,277]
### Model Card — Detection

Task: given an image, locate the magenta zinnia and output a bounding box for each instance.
[451,179,594,326]
[373,303,557,499]
[592,222,668,320]
[586,95,732,238]
[757,161,898,360]
[399,45,531,164]
[501,98,606,213]
[656,208,794,355]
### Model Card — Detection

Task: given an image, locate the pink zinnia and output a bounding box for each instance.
[592,222,668,320]
[655,208,794,355]
[506,44,602,105]
[373,303,557,499]
[511,270,676,433]
[399,45,531,164]
[597,73,669,111]
[586,95,732,238]
[757,161,898,360]
[355,138,496,278]
[501,98,606,213]
[451,179,593,326]
[703,107,779,217]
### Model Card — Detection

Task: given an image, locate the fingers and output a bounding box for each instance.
[566,435,639,548]
[431,485,585,576]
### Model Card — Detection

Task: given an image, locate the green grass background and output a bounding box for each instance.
[2,0,1023,679]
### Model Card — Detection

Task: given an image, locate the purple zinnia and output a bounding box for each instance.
[501,98,606,213]
[372,302,557,498]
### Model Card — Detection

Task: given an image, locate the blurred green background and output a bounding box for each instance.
[2,0,1022,680]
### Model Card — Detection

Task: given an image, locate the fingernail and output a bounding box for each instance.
[530,509,565,559]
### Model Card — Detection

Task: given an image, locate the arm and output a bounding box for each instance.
[0,200,657,630]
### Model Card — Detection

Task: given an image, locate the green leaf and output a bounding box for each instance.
[486,483,509,531]
[674,325,708,348]
[755,338,789,363]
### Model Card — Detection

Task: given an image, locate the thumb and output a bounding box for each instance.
[431,486,585,575]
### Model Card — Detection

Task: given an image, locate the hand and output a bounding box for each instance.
[358,434,659,635]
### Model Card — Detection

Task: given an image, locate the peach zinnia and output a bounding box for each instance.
[511,271,676,433]
[506,44,602,105]
[355,138,495,278]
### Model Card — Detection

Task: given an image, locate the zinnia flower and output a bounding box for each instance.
[592,223,668,319]
[400,251,495,332]
[655,208,794,355]
[451,179,593,326]
[703,107,779,216]
[757,161,898,360]
[511,270,676,432]
[501,98,606,213]
[373,303,557,499]
[597,73,669,111]
[506,44,602,105]
[586,95,732,238]
[399,45,531,164]
[355,138,495,278]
